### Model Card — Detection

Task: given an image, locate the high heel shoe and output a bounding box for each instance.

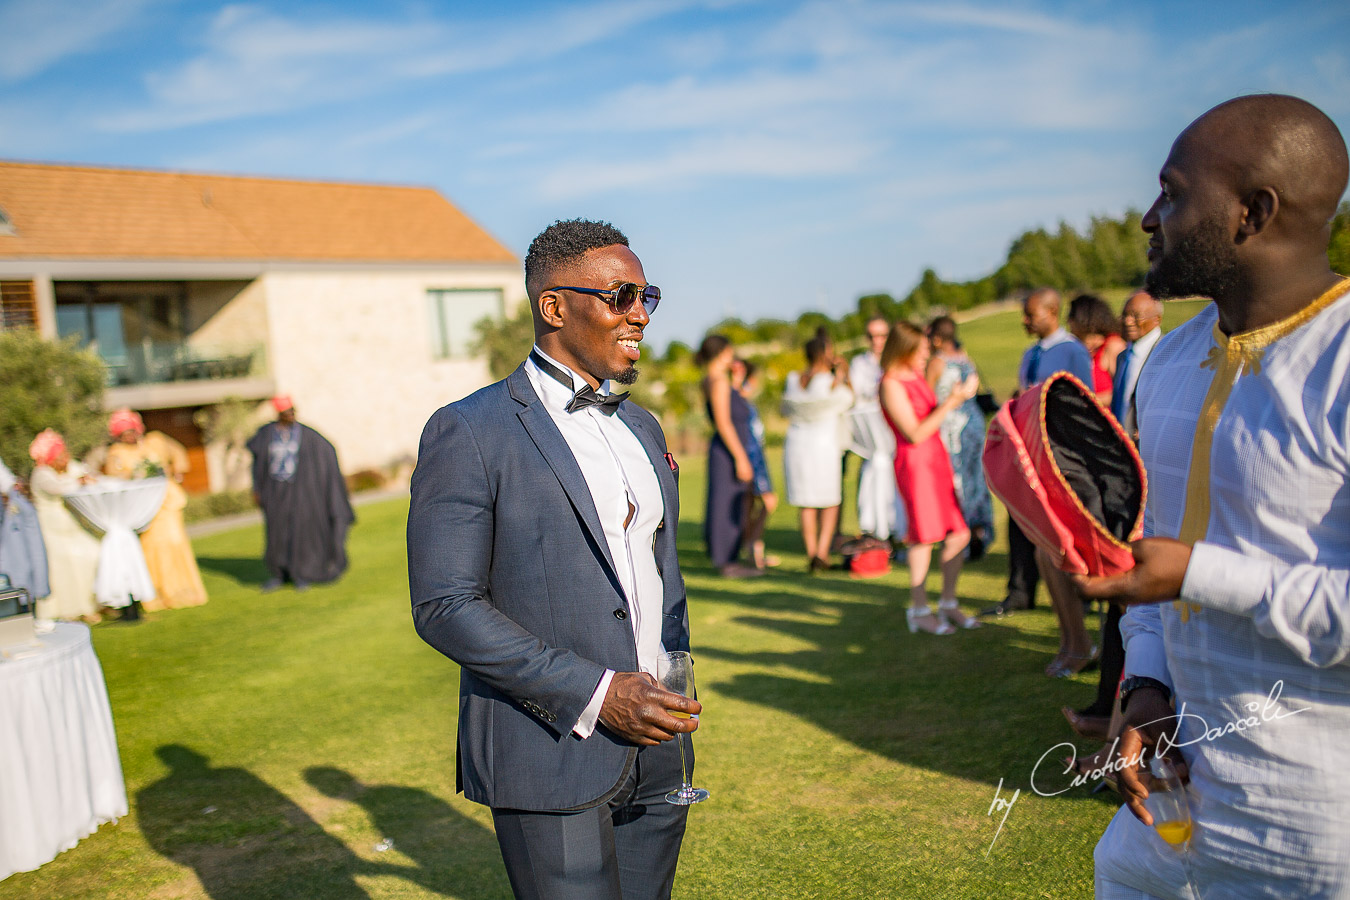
[937,598,980,630]
[907,605,955,635]
[1047,646,1100,678]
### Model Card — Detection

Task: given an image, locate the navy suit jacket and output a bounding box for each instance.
[407,364,689,811]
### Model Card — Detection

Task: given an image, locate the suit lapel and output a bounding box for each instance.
[508,366,621,582]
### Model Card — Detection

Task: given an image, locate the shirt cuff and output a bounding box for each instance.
[1122,636,1173,691]
[573,669,615,739]
[1181,541,1267,618]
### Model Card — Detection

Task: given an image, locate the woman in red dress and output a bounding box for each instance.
[880,322,982,635]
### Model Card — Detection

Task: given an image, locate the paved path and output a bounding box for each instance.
[186,487,410,538]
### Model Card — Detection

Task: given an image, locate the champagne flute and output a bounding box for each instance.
[1146,754,1191,847]
[1147,754,1202,897]
[657,650,709,806]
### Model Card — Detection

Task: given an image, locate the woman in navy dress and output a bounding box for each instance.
[697,335,761,578]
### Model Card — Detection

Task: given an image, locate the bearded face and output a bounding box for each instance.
[1145,213,1241,301]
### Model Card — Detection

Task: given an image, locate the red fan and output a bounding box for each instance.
[982,372,1146,576]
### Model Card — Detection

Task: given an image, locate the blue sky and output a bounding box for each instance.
[2,0,1348,348]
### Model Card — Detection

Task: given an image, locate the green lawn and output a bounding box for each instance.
[4,454,1134,900]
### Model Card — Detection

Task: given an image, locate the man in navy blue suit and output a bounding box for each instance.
[408,219,699,900]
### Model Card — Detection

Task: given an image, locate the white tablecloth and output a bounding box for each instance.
[65,477,166,608]
[0,623,126,881]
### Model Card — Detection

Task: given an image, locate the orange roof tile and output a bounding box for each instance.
[0,160,516,264]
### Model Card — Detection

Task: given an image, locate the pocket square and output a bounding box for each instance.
[664,452,679,474]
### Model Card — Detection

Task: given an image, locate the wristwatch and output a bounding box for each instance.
[1119,675,1172,714]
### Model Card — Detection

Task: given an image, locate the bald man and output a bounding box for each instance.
[1078,95,1350,898]
[1112,291,1164,439]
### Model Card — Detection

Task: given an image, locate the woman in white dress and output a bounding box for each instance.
[782,330,853,571]
[28,428,102,622]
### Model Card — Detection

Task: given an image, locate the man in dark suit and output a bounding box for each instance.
[1111,290,1164,440]
[408,219,700,900]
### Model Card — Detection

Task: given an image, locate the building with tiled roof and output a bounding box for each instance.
[0,160,524,492]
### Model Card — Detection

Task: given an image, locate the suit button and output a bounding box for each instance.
[613,608,628,620]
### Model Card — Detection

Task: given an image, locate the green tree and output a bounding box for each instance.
[0,331,106,478]
[194,396,266,491]
[473,303,536,381]
[1330,201,1350,275]
[855,293,900,322]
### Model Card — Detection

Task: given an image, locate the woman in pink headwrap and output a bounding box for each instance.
[28,428,102,621]
[104,408,208,610]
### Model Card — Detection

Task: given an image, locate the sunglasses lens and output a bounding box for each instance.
[612,283,639,312]
[610,283,660,315]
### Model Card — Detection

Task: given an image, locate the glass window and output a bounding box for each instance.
[54,282,185,384]
[426,288,503,360]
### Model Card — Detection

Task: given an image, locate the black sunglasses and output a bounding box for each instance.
[546,283,660,316]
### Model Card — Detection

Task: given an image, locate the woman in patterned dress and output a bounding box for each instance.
[925,316,994,560]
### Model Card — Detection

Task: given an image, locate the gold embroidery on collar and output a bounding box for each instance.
[1174,278,1350,622]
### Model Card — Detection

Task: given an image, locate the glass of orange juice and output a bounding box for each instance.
[1146,754,1192,848]
[658,650,709,805]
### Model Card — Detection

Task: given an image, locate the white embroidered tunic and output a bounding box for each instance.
[1096,279,1350,898]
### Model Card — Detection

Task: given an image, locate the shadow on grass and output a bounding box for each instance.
[680,522,1113,801]
[196,556,270,587]
[137,746,506,899]
[306,767,510,898]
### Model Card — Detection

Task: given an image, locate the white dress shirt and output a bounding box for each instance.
[1098,282,1350,898]
[525,346,667,739]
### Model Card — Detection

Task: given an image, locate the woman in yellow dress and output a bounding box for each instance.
[104,408,208,610]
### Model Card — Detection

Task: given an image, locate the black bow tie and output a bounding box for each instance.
[531,351,629,416]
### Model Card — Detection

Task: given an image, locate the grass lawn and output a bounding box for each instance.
[1,445,1147,900]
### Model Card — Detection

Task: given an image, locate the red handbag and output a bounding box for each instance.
[982,372,1146,576]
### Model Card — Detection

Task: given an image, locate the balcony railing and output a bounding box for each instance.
[102,342,268,387]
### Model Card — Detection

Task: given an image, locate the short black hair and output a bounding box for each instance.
[524,219,629,301]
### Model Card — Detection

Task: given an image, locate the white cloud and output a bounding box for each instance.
[891,2,1090,39]
[536,130,881,198]
[96,0,694,132]
[0,0,154,81]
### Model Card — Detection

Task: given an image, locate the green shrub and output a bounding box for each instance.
[183,488,256,524]
[345,469,386,494]
[0,331,106,478]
